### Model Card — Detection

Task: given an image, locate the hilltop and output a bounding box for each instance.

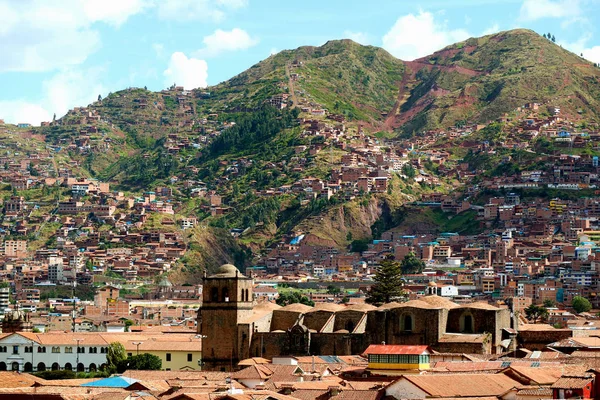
[1,28,600,279]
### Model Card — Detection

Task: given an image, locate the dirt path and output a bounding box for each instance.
[383,68,412,131]
[285,64,298,108]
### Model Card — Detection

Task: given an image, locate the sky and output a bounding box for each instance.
[1,0,600,125]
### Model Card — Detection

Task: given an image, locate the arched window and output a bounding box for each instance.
[11,362,19,372]
[211,287,219,302]
[24,362,32,372]
[241,288,245,301]
[222,287,229,302]
[404,315,413,332]
[38,346,46,353]
[461,314,474,333]
[52,346,60,353]
[245,289,250,302]
[51,362,59,371]
[37,362,46,372]
[89,363,97,372]
[65,347,73,354]
[77,363,85,372]
[64,363,73,371]
[0,362,6,371]
[345,320,355,333]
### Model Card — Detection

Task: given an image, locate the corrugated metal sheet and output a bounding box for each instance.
[362,345,430,355]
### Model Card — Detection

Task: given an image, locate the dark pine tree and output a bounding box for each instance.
[366,255,404,305]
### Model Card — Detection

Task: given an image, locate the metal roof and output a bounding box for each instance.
[362,345,430,355]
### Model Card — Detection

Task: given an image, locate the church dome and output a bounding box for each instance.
[212,263,244,278]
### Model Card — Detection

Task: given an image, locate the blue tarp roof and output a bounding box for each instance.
[81,376,138,387]
[290,234,305,245]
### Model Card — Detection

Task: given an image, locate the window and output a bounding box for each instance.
[0,346,6,353]
[90,347,97,354]
[187,353,192,362]
[78,347,85,354]
[12,346,18,355]
[404,315,413,332]
[51,347,60,353]
[222,288,229,302]
[24,346,32,353]
[166,353,171,362]
[463,314,474,333]
[127,353,132,357]
[38,347,46,353]
[65,347,73,354]
[211,287,218,302]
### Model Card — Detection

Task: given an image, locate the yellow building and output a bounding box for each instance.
[123,339,202,371]
[363,344,431,372]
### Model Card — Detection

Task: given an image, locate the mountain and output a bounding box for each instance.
[389,29,600,134]
[8,28,600,277]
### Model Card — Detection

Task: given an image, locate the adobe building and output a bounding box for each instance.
[197,265,515,371]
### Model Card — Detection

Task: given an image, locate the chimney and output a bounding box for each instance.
[281,384,294,395]
[328,386,341,397]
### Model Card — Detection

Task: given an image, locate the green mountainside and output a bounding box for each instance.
[4,29,600,277]
[391,29,600,134]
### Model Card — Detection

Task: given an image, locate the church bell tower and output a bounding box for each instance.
[197,264,253,371]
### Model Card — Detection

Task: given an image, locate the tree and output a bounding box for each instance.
[543,299,556,308]
[106,342,126,373]
[547,32,551,39]
[276,291,314,307]
[98,94,102,102]
[402,163,416,179]
[366,255,404,305]
[524,304,548,323]
[327,285,341,295]
[118,353,162,372]
[350,239,369,253]
[551,34,556,42]
[400,252,425,274]
[572,296,592,313]
[543,33,547,39]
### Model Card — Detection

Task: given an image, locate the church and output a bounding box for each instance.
[197,264,516,371]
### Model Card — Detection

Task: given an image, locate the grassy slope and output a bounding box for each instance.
[400,29,600,133]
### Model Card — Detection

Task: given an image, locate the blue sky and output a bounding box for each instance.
[1,0,600,125]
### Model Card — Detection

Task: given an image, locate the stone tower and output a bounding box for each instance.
[197,264,253,371]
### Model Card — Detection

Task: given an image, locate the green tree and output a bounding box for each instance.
[350,239,369,253]
[326,285,341,295]
[106,342,126,373]
[543,299,556,308]
[524,304,548,323]
[118,353,162,372]
[572,296,592,313]
[401,163,416,179]
[366,256,404,305]
[400,252,425,274]
[276,291,315,306]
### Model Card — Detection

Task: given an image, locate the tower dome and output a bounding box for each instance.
[212,263,244,278]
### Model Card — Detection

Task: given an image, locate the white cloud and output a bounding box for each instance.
[382,11,470,61]
[0,67,110,126]
[0,101,52,126]
[0,0,146,73]
[152,43,165,57]
[519,0,581,21]
[583,46,600,64]
[560,34,600,64]
[156,0,247,22]
[195,28,259,58]
[344,31,370,45]
[163,52,209,90]
[482,24,500,36]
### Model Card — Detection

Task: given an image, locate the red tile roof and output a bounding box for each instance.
[362,345,430,355]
